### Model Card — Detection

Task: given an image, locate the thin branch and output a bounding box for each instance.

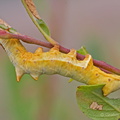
[21,0,58,45]
[0,29,120,75]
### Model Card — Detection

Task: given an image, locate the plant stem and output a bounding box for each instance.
[21,0,58,45]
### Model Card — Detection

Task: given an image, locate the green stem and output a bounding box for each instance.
[21,0,58,45]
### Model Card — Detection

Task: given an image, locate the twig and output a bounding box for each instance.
[21,0,58,45]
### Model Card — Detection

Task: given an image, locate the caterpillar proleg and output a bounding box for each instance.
[1,19,120,96]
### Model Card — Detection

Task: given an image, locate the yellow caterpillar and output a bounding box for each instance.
[0,19,120,96]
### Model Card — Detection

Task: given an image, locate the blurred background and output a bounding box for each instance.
[0,0,120,120]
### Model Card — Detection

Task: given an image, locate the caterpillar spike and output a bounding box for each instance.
[66,49,77,62]
[30,73,39,80]
[68,49,76,58]
[49,45,59,52]
[34,47,43,54]
[15,67,24,82]
[82,54,93,69]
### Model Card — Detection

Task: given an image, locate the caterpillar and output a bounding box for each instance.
[0,19,120,96]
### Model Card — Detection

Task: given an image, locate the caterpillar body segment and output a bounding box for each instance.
[1,20,120,96]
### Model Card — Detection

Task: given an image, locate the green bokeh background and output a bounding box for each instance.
[0,0,120,120]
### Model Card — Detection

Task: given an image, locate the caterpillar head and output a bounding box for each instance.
[102,76,120,96]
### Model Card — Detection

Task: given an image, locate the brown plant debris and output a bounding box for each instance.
[90,102,103,110]
[24,0,40,19]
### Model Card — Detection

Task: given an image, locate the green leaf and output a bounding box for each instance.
[77,46,88,55]
[22,0,57,45]
[76,84,120,120]
[0,24,17,34]
[0,24,8,30]
[36,19,50,36]
[9,27,17,33]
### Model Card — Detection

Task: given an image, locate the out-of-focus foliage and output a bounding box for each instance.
[1,0,120,120]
